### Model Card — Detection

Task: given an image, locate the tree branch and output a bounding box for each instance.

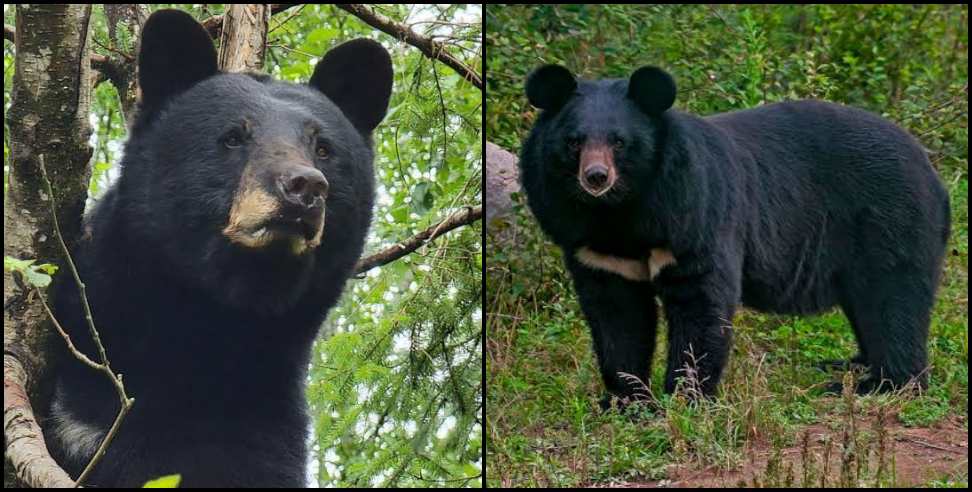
[200,4,299,37]
[335,4,483,90]
[355,205,482,274]
[4,5,301,82]
[4,355,76,488]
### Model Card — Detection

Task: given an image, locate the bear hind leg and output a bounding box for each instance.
[840,270,933,393]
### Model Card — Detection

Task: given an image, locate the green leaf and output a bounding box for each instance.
[4,257,57,288]
[410,181,435,215]
[142,474,181,488]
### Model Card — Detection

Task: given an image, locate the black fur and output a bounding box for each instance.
[45,10,392,487]
[520,64,950,405]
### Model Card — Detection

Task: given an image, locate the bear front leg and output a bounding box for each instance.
[660,277,736,398]
[565,256,658,408]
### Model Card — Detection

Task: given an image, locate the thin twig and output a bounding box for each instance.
[38,155,134,487]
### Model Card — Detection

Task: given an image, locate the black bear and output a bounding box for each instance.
[519,65,950,408]
[44,10,391,487]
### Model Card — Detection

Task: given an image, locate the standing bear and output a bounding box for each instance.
[45,9,392,487]
[519,64,950,408]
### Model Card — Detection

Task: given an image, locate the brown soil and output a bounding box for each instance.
[597,417,968,488]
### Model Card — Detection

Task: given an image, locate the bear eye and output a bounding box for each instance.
[222,131,246,149]
[315,143,330,160]
[611,137,625,150]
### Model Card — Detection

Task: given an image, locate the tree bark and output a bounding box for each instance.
[4,5,95,488]
[219,4,271,72]
[102,4,149,124]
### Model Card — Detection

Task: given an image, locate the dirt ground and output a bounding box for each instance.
[598,417,968,488]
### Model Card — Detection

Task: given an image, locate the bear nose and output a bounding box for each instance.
[583,165,610,189]
[280,167,329,208]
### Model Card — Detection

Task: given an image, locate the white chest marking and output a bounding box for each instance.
[648,248,677,279]
[575,247,677,281]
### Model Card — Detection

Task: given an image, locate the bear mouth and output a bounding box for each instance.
[247,214,324,247]
[254,218,318,241]
[223,188,327,254]
[227,211,325,255]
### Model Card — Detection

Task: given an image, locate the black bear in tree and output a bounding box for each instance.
[46,9,392,487]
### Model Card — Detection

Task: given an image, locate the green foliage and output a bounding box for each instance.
[487,4,967,487]
[4,257,58,288]
[925,476,970,488]
[898,396,950,427]
[142,474,181,488]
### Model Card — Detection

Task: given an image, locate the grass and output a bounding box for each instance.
[485,169,968,487]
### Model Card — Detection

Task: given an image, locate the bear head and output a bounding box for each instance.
[116,9,393,313]
[524,64,675,204]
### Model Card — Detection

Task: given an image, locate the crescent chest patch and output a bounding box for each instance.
[575,246,677,281]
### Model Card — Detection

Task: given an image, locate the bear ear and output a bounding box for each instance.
[137,9,218,114]
[627,66,676,115]
[310,39,393,135]
[525,65,577,110]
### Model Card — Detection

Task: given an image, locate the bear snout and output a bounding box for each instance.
[278,166,329,209]
[578,144,617,196]
[223,163,328,253]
